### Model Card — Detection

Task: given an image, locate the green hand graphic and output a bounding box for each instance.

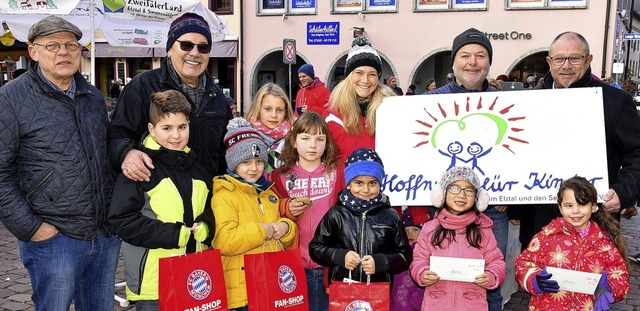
[103,0,125,12]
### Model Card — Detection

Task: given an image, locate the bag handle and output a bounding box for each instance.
[347,270,371,285]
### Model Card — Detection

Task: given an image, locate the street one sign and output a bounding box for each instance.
[624,33,640,40]
[283,39,297,64]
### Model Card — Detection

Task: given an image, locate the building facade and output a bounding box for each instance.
[241,1,625,111]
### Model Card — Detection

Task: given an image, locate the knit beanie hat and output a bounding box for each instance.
[224,117,268,171]
[344,148,385,185]
[166,12,212,52]
[298,64,315,78]
[402,207,429,229]
[430,166,490,212]
[451,28,493,65]
[344,36,382,77]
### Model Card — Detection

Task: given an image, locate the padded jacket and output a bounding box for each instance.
[108,57,232,177]
[0,62,114,241]
[309,194,412,285]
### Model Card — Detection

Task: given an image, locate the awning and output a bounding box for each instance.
[82,40,237,58]
[82,44,153,58]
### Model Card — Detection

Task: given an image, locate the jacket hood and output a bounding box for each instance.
[141,134,195,169]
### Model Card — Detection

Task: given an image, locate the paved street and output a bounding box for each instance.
[1,217,639,310]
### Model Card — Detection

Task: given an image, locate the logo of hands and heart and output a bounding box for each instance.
[102,0,125,12]
[414,96,528,175]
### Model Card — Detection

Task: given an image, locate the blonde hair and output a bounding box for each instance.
[245,83,295,125]
[328,72,395,135]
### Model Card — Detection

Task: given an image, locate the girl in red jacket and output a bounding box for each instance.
[270,112,344,311]
[515,176,630,311]
[410,166,506,311]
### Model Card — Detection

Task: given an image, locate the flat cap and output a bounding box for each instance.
[28,15,82,43]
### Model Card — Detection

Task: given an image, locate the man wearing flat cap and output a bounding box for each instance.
[109,12,233,182]
[0,15,121,310]
[424,27,508,311]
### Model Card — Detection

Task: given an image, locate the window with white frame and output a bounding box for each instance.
[415,0,487,12]
[332,0,398,13]
[507,0,587,9]
[258,0,317,15]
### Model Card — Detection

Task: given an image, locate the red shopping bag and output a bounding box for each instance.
[159,249,228,311]
[244,248,309,310]
[329,275,390,311]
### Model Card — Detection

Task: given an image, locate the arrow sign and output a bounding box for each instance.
[624,33,640,40]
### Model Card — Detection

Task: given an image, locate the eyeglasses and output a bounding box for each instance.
[32,41,81,53]
[447,185,477,197]
[549,56,585,66]
[176,40,211,54]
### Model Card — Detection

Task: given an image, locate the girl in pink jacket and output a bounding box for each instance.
[270,112,345,311]
[410,166,506,311]
[515,176,630,311]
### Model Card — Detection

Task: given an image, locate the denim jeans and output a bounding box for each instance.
[19,231,121,311]
[306,268,329,311]
[484,206,509,311]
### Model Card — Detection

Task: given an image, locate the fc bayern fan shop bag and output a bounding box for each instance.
[159,247,228,311]
[329,273,390,311]
[244,241,309,311]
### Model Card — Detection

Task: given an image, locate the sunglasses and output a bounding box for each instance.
[176,40,211,54]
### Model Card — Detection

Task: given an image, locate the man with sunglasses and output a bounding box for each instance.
[0,16,121,310]
[109,12,232,183]
[511,31,640,260]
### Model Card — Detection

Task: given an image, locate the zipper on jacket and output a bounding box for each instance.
[26,168,54,201]
[258,198,264,215]
[358,211,367,279]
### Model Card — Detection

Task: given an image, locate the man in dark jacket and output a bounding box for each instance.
[511,31,640,260]
[0,16,121,310]
[108,12,232,182]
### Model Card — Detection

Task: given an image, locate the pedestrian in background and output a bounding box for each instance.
[0,16,121,310]
[295,63,331,117]
[325,36,395,162]
[385,74,404,95]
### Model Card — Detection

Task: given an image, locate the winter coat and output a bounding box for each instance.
[537,68,640,209]
[410,209,506,311]
[309,194,412,285]
[324,110,375,163]
[515,218,630,310]
[0,61,114,242]
[108,57,233,177]
[391,243,425,311]
[212,175,296,309]
[108,135,214,302]
[271,162,345,269]
[295,78,331,117]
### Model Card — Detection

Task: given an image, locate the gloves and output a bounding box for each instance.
[178,226,190,247]
[533,267,559,294]
[193,223,209,243]
[595,271,614,311]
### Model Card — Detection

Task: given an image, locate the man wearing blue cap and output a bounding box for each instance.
[109,12,233,181]
[294,63,331,117]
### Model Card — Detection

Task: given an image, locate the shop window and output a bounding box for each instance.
[506,0,587,9]
[332,0,397,13]
[414,0,486,12]
[258,0,317,15]
[211,0,233,14]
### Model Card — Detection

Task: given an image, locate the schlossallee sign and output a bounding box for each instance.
[376,88,609,206]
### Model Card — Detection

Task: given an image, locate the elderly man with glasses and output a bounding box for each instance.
[0,16,121,310]
[511,31,640,261]
[109,12,232,182]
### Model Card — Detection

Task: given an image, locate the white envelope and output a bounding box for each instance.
[430,256,485,283]
[545,267,601,295]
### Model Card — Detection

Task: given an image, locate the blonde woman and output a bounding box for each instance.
[325,36,395,162]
